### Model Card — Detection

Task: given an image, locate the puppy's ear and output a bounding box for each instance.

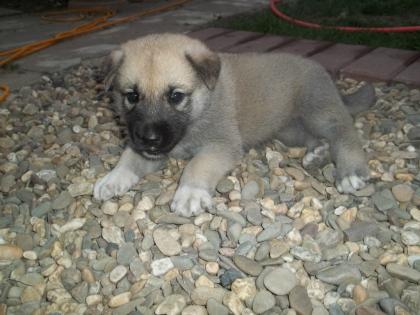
[185,50,221,90]
[102,49,124,92]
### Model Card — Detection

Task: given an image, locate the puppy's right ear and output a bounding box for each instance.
[185,49,221,90]
[103,50,124,92]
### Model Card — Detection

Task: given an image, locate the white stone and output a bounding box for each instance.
[110,265,128,283]
[151,258,174,276]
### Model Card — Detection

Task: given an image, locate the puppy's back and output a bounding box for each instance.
[219,52,326,147]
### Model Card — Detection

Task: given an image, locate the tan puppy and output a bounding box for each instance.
[94,33,375,217]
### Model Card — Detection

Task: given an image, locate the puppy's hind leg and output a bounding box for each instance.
[94,147,163,200]
[299,74,369,193]
[277,119,330,169]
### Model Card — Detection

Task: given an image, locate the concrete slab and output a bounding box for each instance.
[0,7,22,17]
[310,43,372,75]
[272,39,333,57]
[394,58,420,86]
[0,70,41,91]
[188,28,233,41]
[2,0,268,78]
[341,47,420,82]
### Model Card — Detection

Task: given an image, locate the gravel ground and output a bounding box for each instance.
[0,60,420,315]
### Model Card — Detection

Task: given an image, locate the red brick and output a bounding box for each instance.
[272,39,332,56]
[393,57,420,86]
[341,47,420,82]
[310,43,372,75]
[225,35,293,53]
[187,27,233,41]
[204,31,263,51]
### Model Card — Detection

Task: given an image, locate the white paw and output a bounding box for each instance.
[336,174,367,194]
[94,168,139,200]
[302,143,330,168]
[171,185,212,217]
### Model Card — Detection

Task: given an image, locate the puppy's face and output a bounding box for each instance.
[105,34,221,160]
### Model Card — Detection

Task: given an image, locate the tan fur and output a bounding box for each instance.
[94,33,375,216]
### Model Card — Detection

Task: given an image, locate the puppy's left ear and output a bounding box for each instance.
[102,49,124,91]
[185,50,221,90]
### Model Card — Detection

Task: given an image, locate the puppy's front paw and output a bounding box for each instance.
[336,174,368,194]
[94,168,139,200]
[171,185,212,217]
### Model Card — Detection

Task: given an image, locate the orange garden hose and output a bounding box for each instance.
[0,0,190,102]
[270,0,420,32]
[0,85,10,102]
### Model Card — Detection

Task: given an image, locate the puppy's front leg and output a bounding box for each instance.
[171,145,240,217]
[94,147,163,200]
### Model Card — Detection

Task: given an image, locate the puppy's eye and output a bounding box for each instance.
[126,91,139,104]
[168,91,185,105]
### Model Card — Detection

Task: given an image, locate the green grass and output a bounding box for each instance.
[214,0,420,51]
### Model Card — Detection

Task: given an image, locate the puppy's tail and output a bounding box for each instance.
[341,83,376,116]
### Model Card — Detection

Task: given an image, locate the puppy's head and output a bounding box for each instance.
[104,33,221,160]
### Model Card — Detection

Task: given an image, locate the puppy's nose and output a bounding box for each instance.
[139,124,163,148]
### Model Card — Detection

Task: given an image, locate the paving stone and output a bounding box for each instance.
[204,30,263,51]
[272,39,332,56]
[225,35,293,53]
[310,43,372,75]
[342,47,420,81]
[394,57,420,86]
[188,27,232,41]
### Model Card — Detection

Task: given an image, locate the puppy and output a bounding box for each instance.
[94,33,375,217]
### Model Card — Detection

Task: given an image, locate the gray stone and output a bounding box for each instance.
[17,273,44,286]
[246,202,263,225]
[255,242,270,261]
[329,303,345,315]
[207,298,229,315]
[216,179,234,193]
[316,228,343,248]
[227,223,242,243]
[316,264,361,285]
[156,214,191,225]
[117,242,138,266]
[191,287,226,305]
[199,248,218,262]
[204,230,221,249]
[242,181,260,200]
[289,286,312,315]
[257,223,290,242]
[386,263,420,283]
[252,290,275,314]
[60,268,81,290]
[220,268,242,288]
[102,226,125,245]
[263,267,297,295]
[154,227,182,256]
[216,210,246,227]
[373,189,398,212]
[290,244,321,263]
[155,294,186,315]
[172,257,195,272]
[379,298,409,315]
[401,230,420,246]
[70,282,88,303]
[233,255,262,276]
[130,258,146,280]
[408,126,420,140]
[343,221,379,242]
[52,191,74,210]
[1,174,15,192]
